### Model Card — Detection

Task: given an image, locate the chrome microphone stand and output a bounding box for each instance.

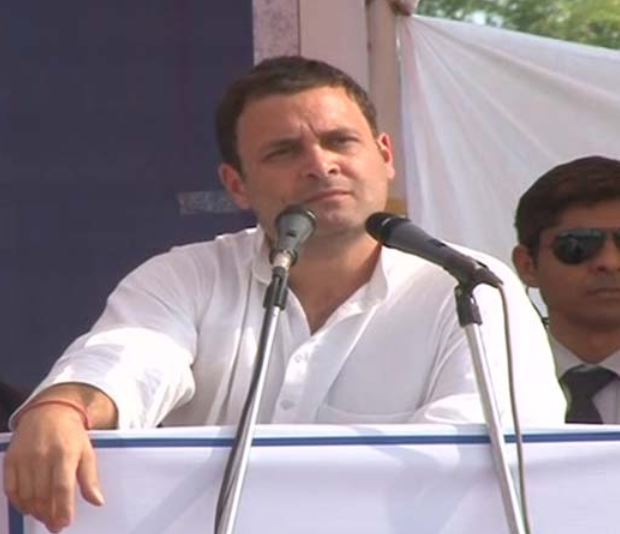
[214,205,316,534]
[365,213,529,534]
[214,268,288,534]
[455,283,527,534]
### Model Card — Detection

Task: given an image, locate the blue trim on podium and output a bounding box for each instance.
[89,430,620,450]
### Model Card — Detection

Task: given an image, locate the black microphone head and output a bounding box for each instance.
[365,212,408,243]
[270,205,317,266]
[366,211,502,287]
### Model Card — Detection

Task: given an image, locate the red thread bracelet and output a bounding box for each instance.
[15,399,91,430]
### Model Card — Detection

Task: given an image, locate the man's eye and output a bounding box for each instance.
[329,136,357,148]
[265,147,294,160]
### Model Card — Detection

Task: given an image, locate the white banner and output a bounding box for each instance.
[2,424,620,533]
[398,16,620,267]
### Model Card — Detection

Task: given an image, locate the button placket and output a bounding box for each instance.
[273,348,312,421]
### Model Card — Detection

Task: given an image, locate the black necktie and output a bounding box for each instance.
[560,367,617,424]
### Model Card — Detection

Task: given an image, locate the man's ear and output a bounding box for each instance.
[512,244,540,288]
[376,133,396,182]
[218,163,251,210]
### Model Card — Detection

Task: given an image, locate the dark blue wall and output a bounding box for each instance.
[0,2,256,390]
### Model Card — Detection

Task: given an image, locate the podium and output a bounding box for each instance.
[1,424,617,533]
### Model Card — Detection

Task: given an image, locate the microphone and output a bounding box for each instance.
[269,205,317,272]
[366,212,502,287]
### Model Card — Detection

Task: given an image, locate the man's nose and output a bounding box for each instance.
[301,145,339,179]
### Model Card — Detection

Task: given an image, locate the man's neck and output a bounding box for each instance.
[550,320,620,364]
[287,233,381,333]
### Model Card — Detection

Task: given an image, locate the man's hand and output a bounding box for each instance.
[3,384,117,532]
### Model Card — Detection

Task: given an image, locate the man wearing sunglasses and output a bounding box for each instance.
[512,155,620,424]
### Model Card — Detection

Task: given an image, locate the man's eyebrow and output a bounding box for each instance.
[264,137,300,148]
[322,127,360,137]
[259,127,363,153]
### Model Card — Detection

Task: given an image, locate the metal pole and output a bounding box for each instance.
[214,276,286,534]
[457,287,527,534]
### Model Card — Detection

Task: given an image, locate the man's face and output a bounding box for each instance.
[513,199,620,334]
[219,86,395,241]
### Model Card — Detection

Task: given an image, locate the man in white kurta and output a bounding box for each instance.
[4,55,565,533]
[30,226,564,427]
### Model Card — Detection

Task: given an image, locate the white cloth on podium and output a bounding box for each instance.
[4,425,617,534]
[22,227,565,428]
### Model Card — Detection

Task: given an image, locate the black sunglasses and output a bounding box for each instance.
[551,228,620,265]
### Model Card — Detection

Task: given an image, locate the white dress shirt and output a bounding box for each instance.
[552,336,620,424]
[27,227,565,428]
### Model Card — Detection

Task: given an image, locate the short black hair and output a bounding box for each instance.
[215,55,379,171]
[515,155,620,254]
